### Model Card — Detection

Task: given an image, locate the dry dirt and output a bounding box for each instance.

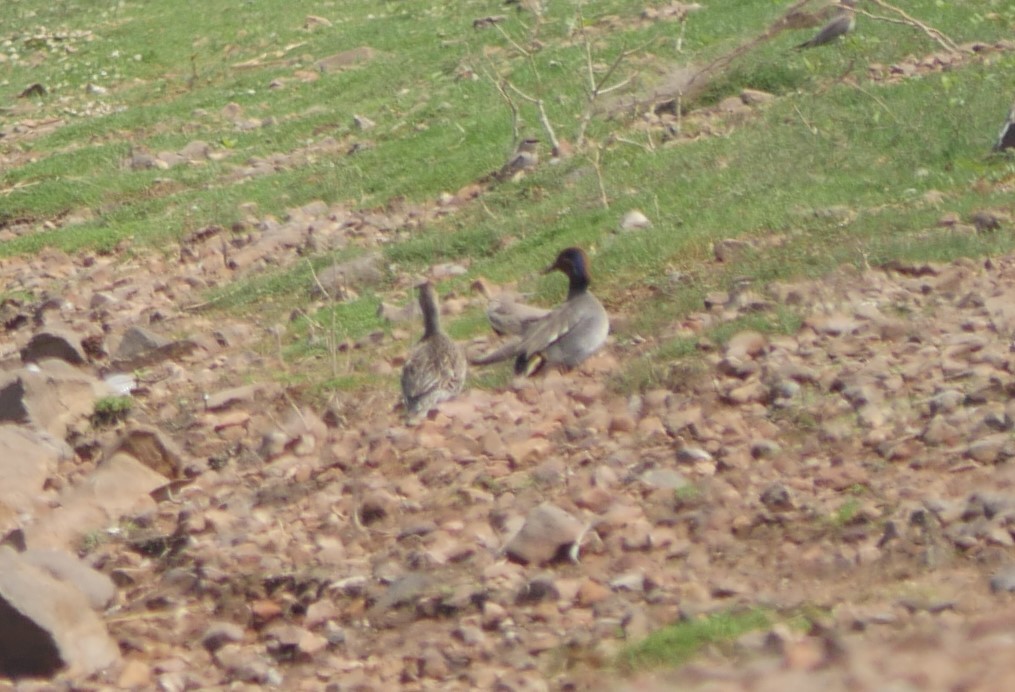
[3,183,1015,690]
[4,26,1015,692]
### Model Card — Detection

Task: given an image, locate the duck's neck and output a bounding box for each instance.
[419,287,442,338]
[566,264,590,300]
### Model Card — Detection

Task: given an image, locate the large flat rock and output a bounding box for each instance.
[0,426,70,535]
[0,546,120,679]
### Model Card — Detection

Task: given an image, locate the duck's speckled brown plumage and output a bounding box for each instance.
[401,282,467,421]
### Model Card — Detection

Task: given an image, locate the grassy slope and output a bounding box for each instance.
[2,0,1014,391]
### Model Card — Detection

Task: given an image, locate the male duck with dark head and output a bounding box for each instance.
[513,246,610,376]
[400,282,467,422]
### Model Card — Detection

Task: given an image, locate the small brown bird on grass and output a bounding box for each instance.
[400,282,467,422]
[485,138,539,183]
[795,0,856,50]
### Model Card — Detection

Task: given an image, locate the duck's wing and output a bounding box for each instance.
[402,339,465,412]
[401,348,440,412]
[487,298,552,336]
[516,299,587,360]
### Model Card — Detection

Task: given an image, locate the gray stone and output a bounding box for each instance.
[114,325,171,361]
[0,427,69,535]
[20,328,87,365]
[19,549,117,611]
[760,483,794,511]
[618,210,651,231]
[311,252,384,299]
[107,425,185,479]
[202,621,246,652]
[370,572,432,613]
[504,502,583,566]
[990,565,1015,593]
[205,384,261,412]
[0,363,103,437]
[640,468,688,490]
[0,546,120,678]
[24,452,168,551]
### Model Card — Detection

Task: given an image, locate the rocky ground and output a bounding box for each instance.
[3,167,1015,690]
[3,14,1015,689]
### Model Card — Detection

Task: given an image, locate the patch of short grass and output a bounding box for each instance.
[829,498,862,528]
[284,296,388,362]
[5,0,1015,394]
[707,307,803,346]
[90,395,133,427]
[617,608,770,672]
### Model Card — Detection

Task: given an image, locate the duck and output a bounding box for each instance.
[400,282,467,421]
[473,247,609,376]
[794,0,855,50]
[471,277,551,337]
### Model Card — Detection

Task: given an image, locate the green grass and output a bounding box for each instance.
[90,395,133,427]
[617,608,771,672]
[829,498,862,528]
[4,0,1015,395]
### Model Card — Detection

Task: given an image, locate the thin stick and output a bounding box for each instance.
[860,0,959,54]
[589,146,609,209]
[793,104,817,135]
[306,258,331,301]
[848,82,901,125]
[505,81,561,153]
[613,136,653,153]
[492,21,531,58]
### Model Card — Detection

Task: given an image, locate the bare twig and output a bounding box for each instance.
[847,82,901,125]
[682,0,812,101]
[588,145,609,209]
[283,389,309,428]
[306,258,331,301]
[676,17,687,53]
[491,20,531,58]
[859,0,959,54]
[574,5,646,147]
[793,104,817,135]
[505,81,561,153]
[483,66,522,144]
[613,136,653,153]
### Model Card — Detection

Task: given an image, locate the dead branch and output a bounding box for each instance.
[676,16,688,53]
[484,66,522,144]
[847,82,901,125]
[588,145,609,209]
[492,21,531,58]
[860,0,959,54]
[684,0,812,98]
[306,258,331,302]
[505,81,561,154]
[574,4,647,147]
[606,0,837,119]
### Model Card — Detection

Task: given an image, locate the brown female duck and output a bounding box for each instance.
[401,282,467,421]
